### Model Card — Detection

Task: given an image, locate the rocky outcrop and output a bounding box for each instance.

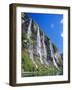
[21,13,63,70]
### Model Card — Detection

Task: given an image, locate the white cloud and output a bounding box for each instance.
[61,32,63,38]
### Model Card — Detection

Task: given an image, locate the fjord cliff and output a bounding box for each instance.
[21,13,63,76]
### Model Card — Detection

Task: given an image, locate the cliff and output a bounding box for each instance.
[21,13,63,76]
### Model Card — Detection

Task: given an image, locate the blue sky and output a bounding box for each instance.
[26,13,63,53]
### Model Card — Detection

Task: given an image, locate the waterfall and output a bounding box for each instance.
[42,33,48,65]
[37,27,43,64]
[55,52,62,64]
[27,19,37,68]
[27,19,32,40]
[49,40,59,69]
[27,19,33,60]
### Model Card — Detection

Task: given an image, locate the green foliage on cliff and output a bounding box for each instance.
[22,50,36,72]
[22,52,62,76]
[36,65,58,76]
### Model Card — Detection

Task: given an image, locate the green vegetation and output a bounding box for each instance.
[22,32,27,41]
[22,51,62,76]
[35,65,59,76]
[22,50,36,72]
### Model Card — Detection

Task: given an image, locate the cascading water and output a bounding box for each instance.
[49,40,59,69]
[55,52,62,64]
[37,26,43,64]
[27,19,37,68]
[27,19,32,39]
[42,33,48,65]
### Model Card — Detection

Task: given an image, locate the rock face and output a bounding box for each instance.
[21,13,63,72]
